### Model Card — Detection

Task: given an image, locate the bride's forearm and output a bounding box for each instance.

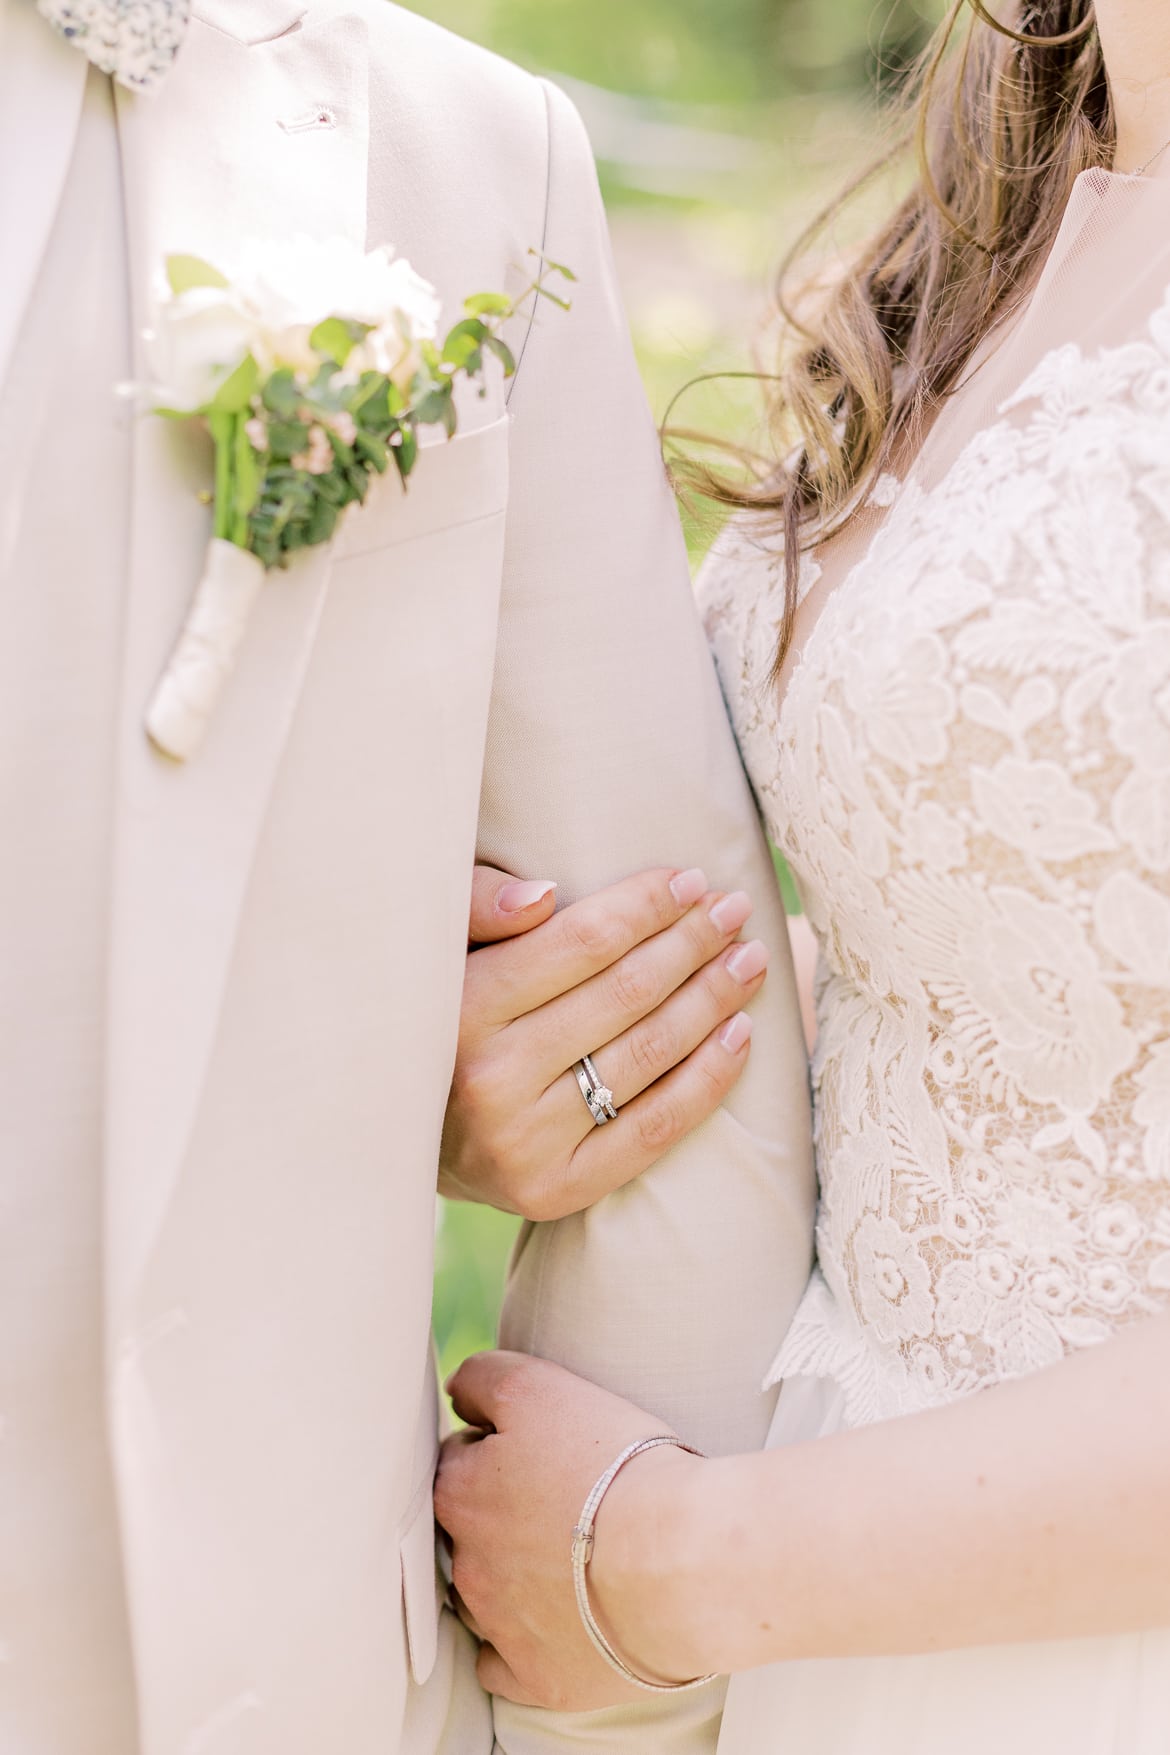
[602,1310,1170,1679]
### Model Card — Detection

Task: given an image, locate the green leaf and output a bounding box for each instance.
[309,316,362,366]
[267,419,310,461]
[485,335,517,378]
[347,372,393,430]
[412,385,454,426]
[347,465,371,503]
[355,431,390,473]
[442,318,489,370]
[166,253,230,296]
[262,369,301,418]
[530,250,578,284]
[306,496,339,546]
[209,352,260,415]
[252,530,281,569]
[393,427,418,482]
[314,469,348,507]
[464,291,514,318]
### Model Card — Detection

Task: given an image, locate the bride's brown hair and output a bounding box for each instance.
[686,0,1112,671]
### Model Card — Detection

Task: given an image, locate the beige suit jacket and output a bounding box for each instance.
[2,3,813,1752]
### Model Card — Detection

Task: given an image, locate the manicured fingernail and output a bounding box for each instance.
[709,890,753,934]
[669,867,707,908]
[498,879,557,915]
[719,1012,753,1053]
[727,938,769,984]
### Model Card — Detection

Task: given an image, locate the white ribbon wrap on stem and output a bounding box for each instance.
[145,537,267,762]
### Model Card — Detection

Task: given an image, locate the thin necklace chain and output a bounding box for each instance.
[1131,134,1170,178]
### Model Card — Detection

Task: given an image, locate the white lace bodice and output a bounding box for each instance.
[701,280,1170,1428]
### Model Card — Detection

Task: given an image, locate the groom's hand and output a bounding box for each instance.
[435,1350,709,1710]
[441,865,769,1219]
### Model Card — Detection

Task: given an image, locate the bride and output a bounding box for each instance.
[436,0,1170,1748]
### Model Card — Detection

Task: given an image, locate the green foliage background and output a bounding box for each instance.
[406,0,935,104]
[414,0,940,1380]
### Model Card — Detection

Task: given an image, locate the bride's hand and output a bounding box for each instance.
[439,864,769,1219]
[435,1350,710,1711]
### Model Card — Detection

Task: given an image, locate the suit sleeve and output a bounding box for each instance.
[478,80,815,1457]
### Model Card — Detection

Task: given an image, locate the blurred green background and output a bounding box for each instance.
[415,0,941,1381]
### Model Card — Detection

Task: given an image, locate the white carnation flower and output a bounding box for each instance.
[233,236,441,382]
[152,237,443,407]
[148,283,255,413]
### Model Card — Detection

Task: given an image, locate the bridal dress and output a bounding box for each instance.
[700,165,1170,1754]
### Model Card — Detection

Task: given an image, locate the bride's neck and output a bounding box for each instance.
[1096,1,1170,172]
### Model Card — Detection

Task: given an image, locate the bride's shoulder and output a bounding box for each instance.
[695,513,787,621]
[695,509,824,654]
[693,515,795,724]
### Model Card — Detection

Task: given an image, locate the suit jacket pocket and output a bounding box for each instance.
[335,412,509,562]
[400,1478,444,1686]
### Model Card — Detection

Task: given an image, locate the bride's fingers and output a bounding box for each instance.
[464,865,710,1027]
[475,1643,545,1707]
[450,1583,488,1645]
[518,887,755,1087]
[549,935,770,1132]
[537,1011,755,1217]
[468,865,559,947]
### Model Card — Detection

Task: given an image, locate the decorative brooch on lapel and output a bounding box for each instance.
[139,237,572,761]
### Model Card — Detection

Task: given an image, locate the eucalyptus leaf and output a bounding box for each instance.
[262,370,301,418]
[531,251,578,284]
[442,318,489,369]
[485,335,517,378]
[394,427,418,482]
[412,385,453,426]
[314,470,348,507]
[306,497,339,545]
[355,431,390,472]
[267,419,310,461]
[464,291,513,318]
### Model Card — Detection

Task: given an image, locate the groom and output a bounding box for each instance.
[1,2,813,1752]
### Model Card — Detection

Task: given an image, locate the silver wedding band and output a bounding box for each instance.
[573,1053,618,1126]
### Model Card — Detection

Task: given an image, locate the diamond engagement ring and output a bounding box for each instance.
[573,1053,618,1126]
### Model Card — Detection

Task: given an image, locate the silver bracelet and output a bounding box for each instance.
[570,1435,718,1695]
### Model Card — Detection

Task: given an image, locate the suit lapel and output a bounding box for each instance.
[106,3,371,1322]
[0,2,87,394]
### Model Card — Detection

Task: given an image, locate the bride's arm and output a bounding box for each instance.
[435,1317,1170,1708]
[612,1308,1170,1676]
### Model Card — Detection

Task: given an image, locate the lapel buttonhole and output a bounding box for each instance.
[278,105,338,134]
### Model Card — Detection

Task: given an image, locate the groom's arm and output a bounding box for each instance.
[476,82,815,1459]
[480,79,762,907]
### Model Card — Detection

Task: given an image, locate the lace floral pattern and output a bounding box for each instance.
[700,289,1170,1428]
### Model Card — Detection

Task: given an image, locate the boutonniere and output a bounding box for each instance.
[140,237,572,761]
